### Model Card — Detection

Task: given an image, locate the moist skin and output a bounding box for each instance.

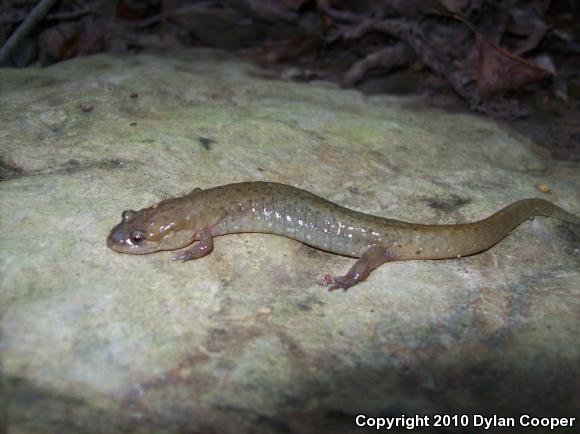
[107,182,580,291]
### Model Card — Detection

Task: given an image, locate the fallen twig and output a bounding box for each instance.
[47,8,95,22]
[0,0,58,66]
[0,0,56,66]
[343,42,415,86]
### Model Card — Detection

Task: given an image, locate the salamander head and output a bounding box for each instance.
[107,199,196,254]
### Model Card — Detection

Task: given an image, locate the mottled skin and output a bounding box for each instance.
[107,182,580,291]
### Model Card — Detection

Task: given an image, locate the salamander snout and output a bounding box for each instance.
[107,208,197,255]
[107,209,162,255]
[107,221,156,254]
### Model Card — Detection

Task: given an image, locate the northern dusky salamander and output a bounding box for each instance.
[107,182,580,291]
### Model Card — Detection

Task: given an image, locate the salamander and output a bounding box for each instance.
[107,182,580,291]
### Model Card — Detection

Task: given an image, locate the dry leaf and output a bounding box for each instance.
[476,32,553,98]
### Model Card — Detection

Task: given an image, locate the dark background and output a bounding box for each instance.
[2,0,580,161]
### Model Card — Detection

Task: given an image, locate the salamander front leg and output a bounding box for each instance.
[172,229,214,261]
[327,244,394,291]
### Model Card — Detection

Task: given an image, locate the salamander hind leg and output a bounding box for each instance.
[326,244,394,292]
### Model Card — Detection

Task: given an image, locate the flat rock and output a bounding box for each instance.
[1,50,579,433]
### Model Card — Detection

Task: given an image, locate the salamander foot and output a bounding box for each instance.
[324,274,355,292]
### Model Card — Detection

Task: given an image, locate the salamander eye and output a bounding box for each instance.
[122,210,136,222]
[129,230,146,245]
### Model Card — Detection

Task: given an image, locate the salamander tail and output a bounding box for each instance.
[434,198,580,259]
[525,198,580,225]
